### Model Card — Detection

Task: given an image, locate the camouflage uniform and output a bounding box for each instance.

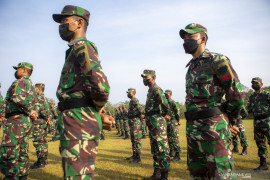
[0,88,5,130]
[142,70,170,175]
[122,105,130,139]
[53,5,110,179]
[164,90,181,161]
[49,102,59,141]
[140,105,147,138]
[232,108,248,154]
[180,24,244,179]
[127,88,142,162]
[247,78,270,164]
[0,62,37,179]
[31,83,51,168]
[114,109,120,134]
[118,108,125,136]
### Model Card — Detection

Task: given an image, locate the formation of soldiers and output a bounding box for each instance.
[0,4,269,180]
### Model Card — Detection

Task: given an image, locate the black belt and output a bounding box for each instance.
[145,110,161,117]
[254,114,270,120]
[185,107,224,121]
[58,97,94,112]
[5,112,26,119]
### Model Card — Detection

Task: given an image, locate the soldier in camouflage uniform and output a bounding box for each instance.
[164,90,181,162]
[119,106,125,137]
[140,105,147,139]
[0,83,6,130]
[126,88,142,163]
[48,100,59,142]
[247,77,270,171]
[122,105,130,140]
[141,70,170,180]
[30,83,52,169]
[115,108,121,135]
[180,23,244,179]
[0,62,38,180]
[53,5,111,179]
[231,108,248,155]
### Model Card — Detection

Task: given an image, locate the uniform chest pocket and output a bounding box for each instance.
[60,63,75,89]
[192,74,214,98]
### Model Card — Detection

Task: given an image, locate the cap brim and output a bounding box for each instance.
[180,29,198,39]
[13,66,18,70]
[52,14,71,23]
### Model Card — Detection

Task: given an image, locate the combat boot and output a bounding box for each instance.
[44,156,48,165]
[130,154,141,164]
[19,175,27,180]
[160,172,168,180]
[49,137,56,142]
[116,131,120,135]
[254,157,268,171]
[30,158,45,169]
[169,150,175,157]
[171,152,180,162]
[119,132,124,137]
[240,146,247,155]
[143,168,161,180]
[126,152,135,160]
[232,145,239,153]
[142,135,146,139]
[124,135,129,140]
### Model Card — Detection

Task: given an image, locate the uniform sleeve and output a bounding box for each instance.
[246,95,252,113]
[38,96,51,120]
[156,89,169,116]
[212,55,244,124]
[74,42,110,111]
[173,101,181,121]
[136,100,142,116]
[10,79,34,115]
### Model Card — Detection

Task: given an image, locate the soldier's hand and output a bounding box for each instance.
[100,114,115,130]
[0,117,6,122]
[30,110,38,121]
[178,121,181,126]
[140,115,145,119]
[47,120,52,126]
[230,125,239,137]
[164,115,171,122]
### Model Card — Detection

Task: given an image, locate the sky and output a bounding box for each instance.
[0,0,269,105]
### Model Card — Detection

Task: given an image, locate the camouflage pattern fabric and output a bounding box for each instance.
[121,107,130,137]
[167,99,181,153]
[0,92,5,129]
[56,37,109,179]
[247,90,270,158]
[32,93,51,159]
[140,118,147,136]
[128,97,142,154]
[0,75,37,179]
[114,110,120,132]
[185,49,244,179]
[49,105,59,139]
[145,83,170,172]
[232,115,248,148]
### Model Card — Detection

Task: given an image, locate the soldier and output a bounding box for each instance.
[119,106,125,137]
[48,100,59,142]
[0,83,6,130]
[122,105,130,140]
[164,90,181,162]
[52,5,113,179]
[0,62,38,180]
[30,83,52,169]
[115,108,120,135]
[141,70,170,180]
[126,88,142,163]
[179,23,244,179]
[247,77,270,171]
[231,108,248,155]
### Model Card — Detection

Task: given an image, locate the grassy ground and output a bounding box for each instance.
[0,120,270,179]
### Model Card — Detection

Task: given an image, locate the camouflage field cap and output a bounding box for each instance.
[53,5,90,24]
[13,62,33,70]
[179,23,208,39]
[252,77,262,83]
[165,90,172,95]
[126,88,136,93]
[141,70,156,77]
[35,83,45,88]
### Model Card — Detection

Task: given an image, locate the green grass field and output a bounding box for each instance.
[0,120,270,179]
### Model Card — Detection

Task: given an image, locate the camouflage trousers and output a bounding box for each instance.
[254,118,270,158]
[58,106,102,180]
[140,118,147,136]
[123,119,130,136]
[128,117,142,154]
[115,119,120,131]
[167,119,181,153]
[232,118,248,148]
[50,119,57,137]
[146,115,170,172]
[32,122,48,159]
[0,115,33,179]
[187,137,236,180]
[119,119,124,134]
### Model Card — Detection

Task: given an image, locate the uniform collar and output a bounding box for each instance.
[68,37,86,47]
[185,49,210,68]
